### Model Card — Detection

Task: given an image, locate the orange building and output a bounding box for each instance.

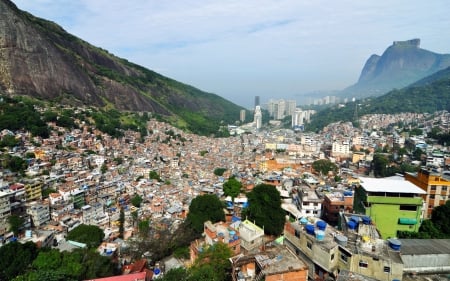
[405,168,450,218]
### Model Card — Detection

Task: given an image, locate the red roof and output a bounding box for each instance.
[84,272,146,281]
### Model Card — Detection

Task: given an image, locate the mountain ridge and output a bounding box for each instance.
[340,39,450,99]
[0,0,245,135]
[308,65,450,131]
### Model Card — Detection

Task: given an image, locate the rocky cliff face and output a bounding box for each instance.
[0,0,242,127]
[341,39,450,98]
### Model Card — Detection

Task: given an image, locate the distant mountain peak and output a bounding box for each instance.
[392,38,420,48]
[341,38,450,99]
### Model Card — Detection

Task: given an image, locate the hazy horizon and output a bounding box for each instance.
[12,0,450,108]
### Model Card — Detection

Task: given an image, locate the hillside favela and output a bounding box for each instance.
[1,1,450,281]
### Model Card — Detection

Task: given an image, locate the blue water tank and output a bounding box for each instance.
[388,239,402,251]
[315,230,325,241]
[299,217,308,224]
[316,220,327,231]
[362,216,371,225]
[154,268,161,275]
[305,224,315,235]
[351,215,361,223]
[347,220,357,230]
[343,191,353,196]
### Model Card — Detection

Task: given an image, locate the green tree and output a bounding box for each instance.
[149,170,161,181]
[372,153,389,177]
[223,177,242,202]
[242,184,285,236]
[138,219,150,237]
[186,194,225,234]
[189,242,232,281]
[8,214,25,236]
[131,194,143,207]
[159,267,188,281]
[431,200,450,236]
[119,207,125,238]
[100,162,107,174]
[81,249,115,279]
[213,168,227,176]
[413,148,424,161]
[312,159,338,176]
[0,241,38,281]
[188,264,218,281]
[66,224,104,248]
[0,134,20,148]
[32,248,62,271]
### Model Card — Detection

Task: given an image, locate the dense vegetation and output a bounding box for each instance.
[0,95,151,140]
[242,183,285,236]
[185,194,226,234]
[0,240,116,281]
[307,67,450,131]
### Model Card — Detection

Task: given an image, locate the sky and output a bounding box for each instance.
[12,0,450,108]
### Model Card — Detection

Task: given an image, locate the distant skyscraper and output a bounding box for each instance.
[255,96,260,107]
[240,109,246,122]
[254,105,262,129]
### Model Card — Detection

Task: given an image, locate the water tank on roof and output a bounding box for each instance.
[316,220,327,231]
[350,215,361,223]
[299,217,308,225]
[305,224,315,235]
[315,230,325,241]
[388,239,402,251]
[347,220,357,230]
[335,235,348,247]
[343,190,353,196]
[362,216,371,225]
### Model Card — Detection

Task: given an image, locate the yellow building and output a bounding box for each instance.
[405,169,450,219]
[24,180,43,202]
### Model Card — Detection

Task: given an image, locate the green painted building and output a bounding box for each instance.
[353,176,425,239]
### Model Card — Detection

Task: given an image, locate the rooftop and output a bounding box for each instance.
[399,239,450,255]
[358,176,426,194]
[256,244,307,275]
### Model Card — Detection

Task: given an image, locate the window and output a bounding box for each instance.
[359,261,368,268]
[430,195,435,199]
[399,205,417,211]
[314,203,319,206]
[340,254,348,263]
[431,185,437,191]
[295,229,301,238]
[331,253,335,261]
[442,186,448,191]
[307,241,312,249]
[383,266,390,273]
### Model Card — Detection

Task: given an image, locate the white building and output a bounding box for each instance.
[332,141,351,157]
[238,219,265,253]
[254,106,262,129]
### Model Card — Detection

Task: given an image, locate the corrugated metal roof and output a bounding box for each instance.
[399,239,450,255]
